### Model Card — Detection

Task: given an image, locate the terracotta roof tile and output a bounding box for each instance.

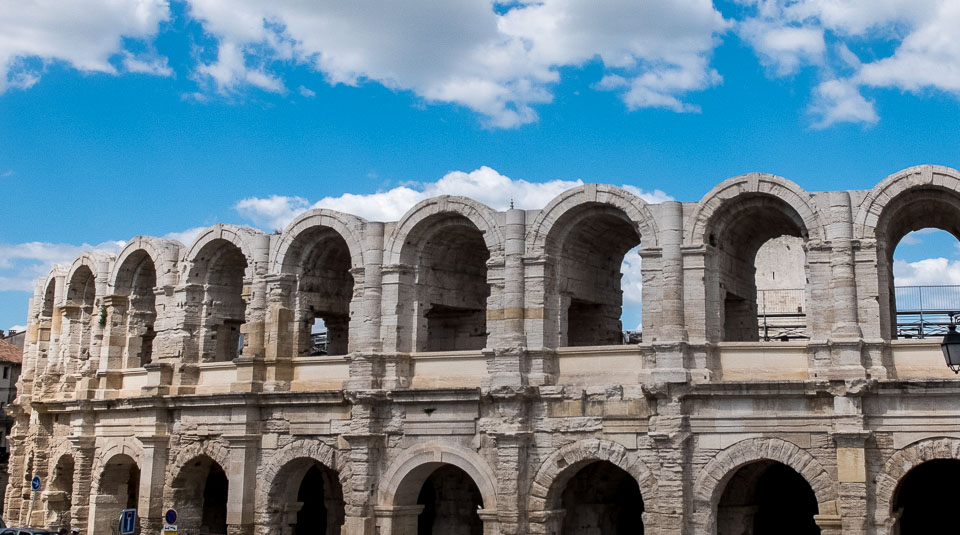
[0,339,22,364]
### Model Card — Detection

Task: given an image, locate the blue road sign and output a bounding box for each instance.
[120,508,137,535]
[30,476,39,491]
[164,508,178,524]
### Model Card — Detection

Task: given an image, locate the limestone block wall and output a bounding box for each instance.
[6,165,960,534]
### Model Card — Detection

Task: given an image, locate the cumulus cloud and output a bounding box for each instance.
[0,240,125,292]
[234,166,674,228]
[181,0,726,127]
[893,258,960,286]
[809,79,878,128]
[735,0,960,127]
[0,0,171,92]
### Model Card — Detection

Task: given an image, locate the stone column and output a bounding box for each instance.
[137,435,170,534]
[358,222,384,353]
[487,208,527,390]
[225,433,260,535]
[488,429,530,535]
[342,389,384,535]
[263,273,296,391]
[70,436,96,535]
[650,202,692,385]
[645,386,689,535]
[96,295,128,398]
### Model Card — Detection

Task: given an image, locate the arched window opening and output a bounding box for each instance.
[891,458,960,533]
[115,250,158,367]
[708,195,808,342]
[284,229,354,357]
[888,228,960,339]
[716,460,818,535]
[41,279,56,319]
[559,460,643,535]
[874,186,960,340]
[172,455,229,535]
[552,207,642,347]
[47,455,74,530]
[416,465,483,535]
[293,463,345,534]
[92,454,140,534]
[754,236,808,341]
[410,217,490,352]
[192,240,248,362]
[65,265,97,359]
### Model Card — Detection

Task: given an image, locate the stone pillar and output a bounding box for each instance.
[70,436,96,535]
[96,295,128,398]
[832,425,870,535]
[137,436,170,534]
[650,202,692,385]
[827,192,861,338]
[488,429,530,535]
[380,263,414,353]
[225,434,260,535]
[502,208,526,347]
[358,222,385,353]
[263,273,296,391]
[645,386,689,535]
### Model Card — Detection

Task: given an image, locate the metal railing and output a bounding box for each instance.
[894,285,960,339]
[758,289,807,341]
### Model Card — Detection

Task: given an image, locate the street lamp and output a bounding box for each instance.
[941,324,960,374]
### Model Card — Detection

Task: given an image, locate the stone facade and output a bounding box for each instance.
[6,164,960,534]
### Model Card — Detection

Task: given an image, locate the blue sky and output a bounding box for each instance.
[2,0,960,332]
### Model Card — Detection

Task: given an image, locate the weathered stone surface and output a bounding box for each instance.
[8,165,960,533]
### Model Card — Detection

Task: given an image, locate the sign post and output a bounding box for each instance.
[119,508,137,535]
[163,508,178,534]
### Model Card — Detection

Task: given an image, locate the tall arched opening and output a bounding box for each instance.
[114,250,158,367]
[548,206,643,347]
[171,455,229,535]
[872,185,960,340]
[400,215,490,352]
[267,457,345,534]
[280,228,355,357]
[91,454,140,535]
[415,464,484,535]
[891,458,960,533]
[190,239,249,362]
[64,265,97,366]
[716,460,818,535]
[557,460,644,534]
[705,195,809,342]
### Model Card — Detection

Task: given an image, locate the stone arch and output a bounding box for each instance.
[693,437,838,533]
[39,265,68,317]
[854,165,960,240]
[65,251,114,307]
[183,223,264,282]
[526,184,661,254]
[686,173,823,246]
[90,437,144,480]
[270,209,367,273]
[165,439,231,485]
[874,436,960,528]
[257,439,349,535]
[853,165,960,340]
[257,439,349,507]
[378,441,498,510]
[383,196,505,265]
[527,438,657,522]
[109,236,181,292]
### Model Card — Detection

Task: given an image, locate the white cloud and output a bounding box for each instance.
[234,167,674,228]
[298,85,315,98]
[162,227,207,247]
[809,79,878,129]
[121,51,173,77]
[235,195,310,230]
[0,0,171,92]
[0,240,124,292]
[735,0,960,127]
[893,257,960,286]
[183,0,727,127]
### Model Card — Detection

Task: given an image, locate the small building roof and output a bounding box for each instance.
[0,339,22,364]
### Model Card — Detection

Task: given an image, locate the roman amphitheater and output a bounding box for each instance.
[7,164,960,535]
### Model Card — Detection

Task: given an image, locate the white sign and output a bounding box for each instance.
[162,524,178,534]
